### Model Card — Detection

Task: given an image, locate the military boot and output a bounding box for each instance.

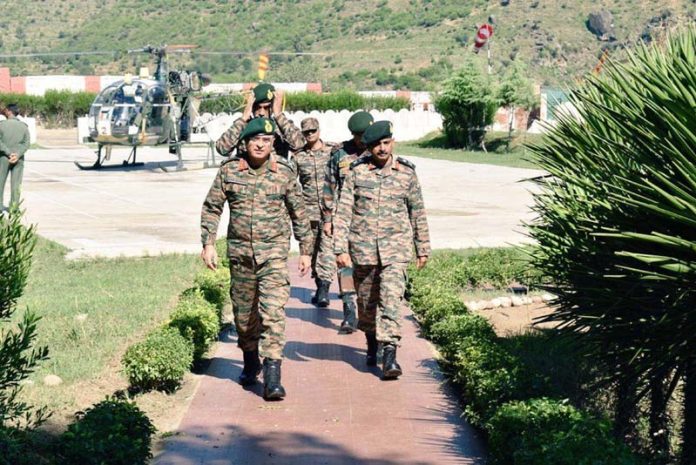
[263,359,286,400]
[366,332,378,366]
[316,280,331,308]
[238,350,261,386]
[311,278,321,304]
[382,344,402,379]
[338,294,358,334]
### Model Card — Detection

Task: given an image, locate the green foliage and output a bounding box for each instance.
[527,26,696,462]
[434,60,499,149]
[488,398,638,465]
[0,427,46,465]
[0,91,96,127]
[60,397,156,465]
[192,267,230,317]
[0,207,49,429]
[169,290,220,361]
[430,313,496,360]
[121,327,193,392]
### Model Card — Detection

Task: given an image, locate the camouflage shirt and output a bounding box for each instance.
[293,140,337,223]
[333,155,431,265]
[215,113,306,159]
[200,154,314,263]
[320,139,366,224]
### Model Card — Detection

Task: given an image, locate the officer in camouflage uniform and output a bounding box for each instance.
[293,117,337,307]
[215,83,305,160]
[0,104,30,213]
[334,120,431,379]
[321,111,373,333]
[201,117,313,400]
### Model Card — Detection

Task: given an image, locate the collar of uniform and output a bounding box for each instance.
[237,157,249,171]
[368,155,397,175]
[239,155,277,172]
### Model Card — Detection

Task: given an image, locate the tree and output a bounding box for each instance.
[0,207,49,430]
[434,58,498,150]
[528,26,696,464]
[497,62,536,151]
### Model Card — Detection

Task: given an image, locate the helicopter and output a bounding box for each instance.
[77,44,214,171]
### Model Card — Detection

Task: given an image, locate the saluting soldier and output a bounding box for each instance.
[215,83,305,159]
[333,120,431,379]
[293,117,337,307]
[0,104,30,213]
[200,117,313,400]
[320,111,373,333]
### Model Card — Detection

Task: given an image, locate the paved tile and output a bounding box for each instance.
[155,260,486,465]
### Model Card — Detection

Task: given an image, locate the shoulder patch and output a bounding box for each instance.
[349,157,369,170]
[397,156,416,170]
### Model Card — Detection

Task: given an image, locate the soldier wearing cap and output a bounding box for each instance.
[320,111,373,333]
[333,120,431,379]
[293,117,338,307]
[0,104,30,213]
[201,117,313,400]
[215,83,305,159]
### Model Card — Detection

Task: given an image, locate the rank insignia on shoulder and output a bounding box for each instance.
[349,157,369,170]
[397,157,416,170]
[339,159,352,169]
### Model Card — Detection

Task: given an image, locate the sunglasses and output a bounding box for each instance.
[302,129,318,135]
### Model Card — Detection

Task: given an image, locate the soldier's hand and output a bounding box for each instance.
[8,153,18,164]
[322,222,333,237]
[201,245,218,271]
[242,92,254,122]
[416,256,428,270]
[336,253,352,269]
[298,254,311,276]
[272,89,284,117]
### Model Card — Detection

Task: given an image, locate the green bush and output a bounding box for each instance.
[169,290,221,361]
[121,327,193,392]
[430,313,496,360]
[487,398,638,465]
[0,90,96,127]
[409,285,468,333]
[453,340,521,426]
[214,236,229,268]
[0,427,46,465]
[193,267,230,317]
[60,397,156,465]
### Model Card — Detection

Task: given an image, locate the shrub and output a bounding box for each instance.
[121,327,193,392]
[487,398,638,465]
[430,313,496,360]
[0,90,96,127]
[192,267,230,319]
[60,397,156,465]
[169,290,221,361]
[410,286,468,333]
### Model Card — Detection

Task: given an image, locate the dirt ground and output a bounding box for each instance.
[475,302,554,336]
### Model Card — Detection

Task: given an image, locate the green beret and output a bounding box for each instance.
[347,111,374,134]
[361,120,393,146]
[240,117,277,140]
[253,83,275,104]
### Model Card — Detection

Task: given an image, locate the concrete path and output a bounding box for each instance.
[154,260,486,465]
[14,146,542,258]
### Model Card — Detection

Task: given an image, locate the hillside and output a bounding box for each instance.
[0,0,694,90]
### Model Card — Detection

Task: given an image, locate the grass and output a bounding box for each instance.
[400,131,542,169]
[15,237,201,414]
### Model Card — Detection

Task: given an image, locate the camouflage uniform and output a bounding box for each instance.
[294,140,337,282]
[201,154,313,360]
[0,117,30,211]
[215,113,305,160]
[333,155,431,344]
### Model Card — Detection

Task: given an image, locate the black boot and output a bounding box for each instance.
[316,280,331,308]
[311,278,320,304]
[238,350,261,386]
[382,344,402,380]
[338,295,358,334]
[366,332,378,366]
[263,359,286,400]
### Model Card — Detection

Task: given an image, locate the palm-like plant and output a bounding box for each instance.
[528,27,696,464]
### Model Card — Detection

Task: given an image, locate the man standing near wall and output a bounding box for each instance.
[0,104,30,213]
[334,121,431,379]
[293,117,337,307]
[321,111,373,333]
[215,83,305,159]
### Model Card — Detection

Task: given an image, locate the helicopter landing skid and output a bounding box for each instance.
[75,145,144,170]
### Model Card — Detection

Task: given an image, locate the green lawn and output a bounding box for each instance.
[399,131,542,169]
[16,238,201,413]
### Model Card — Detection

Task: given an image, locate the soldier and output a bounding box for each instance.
[334,120,431,379]
[293,117,337,307]
[0,104,30,213]
[321,111,373,333]
[215,83,305,159]
[200,117,313,400]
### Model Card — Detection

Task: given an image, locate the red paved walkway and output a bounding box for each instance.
[155,259,485,465]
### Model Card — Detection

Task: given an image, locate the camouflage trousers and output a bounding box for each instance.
[229,256,289,360]
[353,262,408,345]
[311,222,337,282]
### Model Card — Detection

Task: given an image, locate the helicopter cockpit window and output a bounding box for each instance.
[111,84,138,127]
[147,85,170,131]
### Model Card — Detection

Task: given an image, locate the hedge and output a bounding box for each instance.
[169,290,220,361]
[0,90,95,127]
